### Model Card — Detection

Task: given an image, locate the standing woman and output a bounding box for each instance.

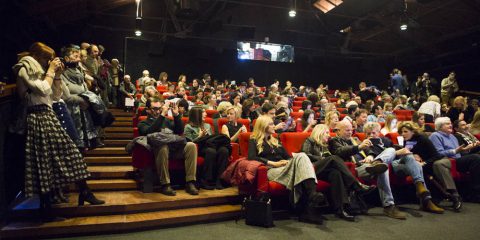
[13,42,104,219]
[302,124,375,221]
[185,107,230,190]
[248,116,324,224]
[221,107,247,142]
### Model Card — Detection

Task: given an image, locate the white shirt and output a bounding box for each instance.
[418,101,441,118]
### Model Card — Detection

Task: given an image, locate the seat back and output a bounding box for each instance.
[239,132,253,156]
[294,97,307,101]
[385,132,400,145]
[290,112,303,119]
[280,132,311,155]
[206,109,219,118]
[293,101,302,107]
[354,132,366,141]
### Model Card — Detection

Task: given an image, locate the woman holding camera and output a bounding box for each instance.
[13,42,104,220]
[185,107,229,190]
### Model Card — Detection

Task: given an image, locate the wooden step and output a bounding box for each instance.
[106,132,133,139]
[111,121,132,127]
[104,139,130,147]
[114,116,133,122]
[86,147,128,156]
[111,111,134,117]
[85,156,132,165]
[86,179,137,191]
[10,188,240,218]
[1,204,241,239]
[88,166,134,178]
[105,127,133,133]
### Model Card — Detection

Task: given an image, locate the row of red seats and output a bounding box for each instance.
[236,131,470,197]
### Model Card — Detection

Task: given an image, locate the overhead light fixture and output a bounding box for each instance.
[313,0,343,13]
[289,0,297,17]
[400,0,408,31]
[400,23,407,31]
[135,0,143,36]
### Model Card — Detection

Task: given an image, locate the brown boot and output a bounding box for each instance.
[383,205,407,220]
[415,181,428,197]
[422,199,444,214]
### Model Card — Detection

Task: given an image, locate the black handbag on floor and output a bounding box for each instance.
[241,193,274,228]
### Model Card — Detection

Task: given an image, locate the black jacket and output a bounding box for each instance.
[248,138,290,165]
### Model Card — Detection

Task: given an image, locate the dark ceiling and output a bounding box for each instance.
[1,0,480,85]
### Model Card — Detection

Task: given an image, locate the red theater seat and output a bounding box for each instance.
[295,97,307,101]
[205,109,219,118]
[290,112,303,119]
[293,101,302,107]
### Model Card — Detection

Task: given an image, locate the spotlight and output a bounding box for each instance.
[289,9,296,17]
[400,23,407,31]
[135,30,142,36]
[289,0,297,17]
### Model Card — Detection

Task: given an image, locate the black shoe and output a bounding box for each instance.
[160,184,177,196]
[336,208,355,222]
[451,196,462,212]
[215,180,226,190]
[78,190,105,206]
[298,207,323,225]
[308,192,326,207]
[200,180,215,190]
[185,182,199,195]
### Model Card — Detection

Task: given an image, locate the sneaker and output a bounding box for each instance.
[160,184,176,196]
[365,161,388,175]
[383,205,407,220]
[185,182,199,195]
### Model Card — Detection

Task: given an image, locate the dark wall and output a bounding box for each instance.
[124,37,394,90]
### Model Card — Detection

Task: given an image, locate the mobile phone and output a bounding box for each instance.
[283,117,293,131]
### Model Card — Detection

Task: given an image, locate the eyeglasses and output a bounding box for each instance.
[151,107,161,112]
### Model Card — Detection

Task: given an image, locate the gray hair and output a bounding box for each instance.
[434,117,451,131]
[364,122,381,132]
[427,95,440,103]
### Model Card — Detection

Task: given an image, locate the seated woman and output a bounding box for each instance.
[470,111,480,135]
[193,89,204,105]
[138,86,159,107]
[184,107,229,190]
[380,114,398,135]
[203,94,217,110]
[302,124,376,221]
[217,101,233,118]
[299,100,312,113]
[241,98,258,122]
[412,112,435,135]
[325,111,339,132]
[162,83,176,99]
[221,107,247,142]
[296,109,317,132]
[248,116,324,224]
[447,96,475,123]
[398,121,462,211]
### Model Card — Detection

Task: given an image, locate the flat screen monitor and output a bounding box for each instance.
[237,41,294,63]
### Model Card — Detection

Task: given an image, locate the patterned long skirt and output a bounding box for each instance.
[24,104,90,197]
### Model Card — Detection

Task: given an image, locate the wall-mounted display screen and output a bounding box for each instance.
[237,41,294,63]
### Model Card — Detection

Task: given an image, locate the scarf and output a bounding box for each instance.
[12,56,45,77]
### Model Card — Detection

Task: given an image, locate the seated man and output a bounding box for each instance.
[329,120,406,219]
[138,97,199,196]
[453,120,480,155]
[430,117,480,203]
[362,122,444,214]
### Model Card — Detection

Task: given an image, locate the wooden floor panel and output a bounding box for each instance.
[1,204,241,238]
[86,147,128,156]
[88,166,134,178]
[85,156,132,165]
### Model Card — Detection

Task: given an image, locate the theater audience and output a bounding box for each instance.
[440,72,459,105]
[302,124,376,221]
[138,98,199,196]
[297,109,317,133]
[380,114,398,135]
[398,122,462,211]
[353,109,368,133]
[470,111,480,135]
[367,104,385,123]
[185,107,229,190]
[453,120,480,154]
[447,96,475,123]
[417,95,441,123]
[325,111,339,131]
[429,117,480,203]
[412,112,435,135]
[119,75,136,111]
[221,107,247,142]
[248,116,324,224]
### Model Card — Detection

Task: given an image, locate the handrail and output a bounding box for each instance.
[0,84,16,98]
[458,90,480,96]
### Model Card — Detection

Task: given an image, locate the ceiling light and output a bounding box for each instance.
[400,24,407,31]
[289,10,296,17]
[135,30,142,36]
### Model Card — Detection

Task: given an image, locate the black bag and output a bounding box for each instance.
[241,194,274,228]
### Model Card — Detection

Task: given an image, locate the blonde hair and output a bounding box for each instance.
[217,101,233,115]
[310,124,330,146]
[225,106,240,120]
[325,103,336,114]
[398,121,420,135]
[470,111,480,130]
[383,114,397,132]
[325,111,339,129]
[427,95,440,103]
[251,115,279,154]
[453,96,467,111]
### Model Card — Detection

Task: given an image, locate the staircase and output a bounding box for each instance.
[1,108,241,239]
